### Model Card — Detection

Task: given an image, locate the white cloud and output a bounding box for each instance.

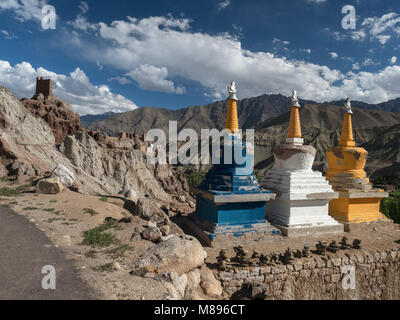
[329,52,339,59]
[69,15,98,32]
[352,12,400,44]
[78,1,89,14]
[390,56,397,64]
[62,15,400,104]
[127,64,185,94]
[68,1,98,32]
[362,13,400,37]
[217,0,231,11]
[0,0,48,22]
[0,29,17,39]
[351,29,367,41]
[108,76,132,85]
[376,35,391,44]
[273,37,290,45]
[362,58,379,67]
[328,12,400,44]
[0,60,138,115]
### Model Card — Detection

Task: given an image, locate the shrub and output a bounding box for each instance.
[186,172,205,187]
[81,221,119,247]
[381,192,400,224]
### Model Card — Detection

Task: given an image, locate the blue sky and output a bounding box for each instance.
[0,0,400,115]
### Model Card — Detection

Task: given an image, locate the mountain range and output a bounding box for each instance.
[83,94,400,135]
[82,94,400,185]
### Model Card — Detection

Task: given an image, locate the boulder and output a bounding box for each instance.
[159,272,188,299]
[142,227,162,243]
[36,177,64,194]
[133,235,205,275]
[51,163,75,187]
[251,283,268,300]
[199,265,223,297]
[130,227,142,242]
[184,268,202,299]
[134,197,168,225]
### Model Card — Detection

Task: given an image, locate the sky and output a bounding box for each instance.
[0,0,399,115]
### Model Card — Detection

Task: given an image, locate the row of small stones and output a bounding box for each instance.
[217,248,400,282]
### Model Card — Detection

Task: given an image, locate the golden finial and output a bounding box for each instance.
[339,98,355,147]
[287,90,302,142]
[225,81,239,133]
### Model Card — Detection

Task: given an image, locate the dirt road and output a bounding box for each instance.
[0,206,93,300]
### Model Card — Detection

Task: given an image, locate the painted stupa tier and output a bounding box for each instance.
[190,82,278,244]
[326,99,389,224]
[261,91,343,236]
[198,136,261,193]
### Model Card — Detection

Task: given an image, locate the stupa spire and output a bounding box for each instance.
[286,90,303,145]
[225,81,239,133]
[339,98,356,147]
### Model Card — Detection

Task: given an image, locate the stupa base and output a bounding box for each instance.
[266,199,344,237]
[329,190,389,224]
[270,222,344,237]
[184,214,280,246]
[262,169,343,237]
[340,219,393,232]
[189,187,278,246]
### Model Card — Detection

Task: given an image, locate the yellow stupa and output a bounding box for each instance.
[326,99,389,226]
[225,81,239,133]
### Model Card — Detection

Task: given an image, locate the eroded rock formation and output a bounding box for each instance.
[22,94,82,144]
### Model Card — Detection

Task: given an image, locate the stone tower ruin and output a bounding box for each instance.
[35,77,53,97]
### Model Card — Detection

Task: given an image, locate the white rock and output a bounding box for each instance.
[199,266,223,297]
[125,189,139,203]
[51,164,75,187]
[112,262,121,270]
[161,235,175,242]
[142,227,162,243]
[148,220,157,228]
[159,272,188,298]
[187,269,201,287]
[63,235,72,246]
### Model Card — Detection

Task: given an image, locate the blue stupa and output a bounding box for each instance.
[189,82,278,244]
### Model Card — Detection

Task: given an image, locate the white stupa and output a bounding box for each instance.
[260,91,344,236]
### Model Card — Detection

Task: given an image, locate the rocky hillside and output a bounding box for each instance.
[0,86,191,212]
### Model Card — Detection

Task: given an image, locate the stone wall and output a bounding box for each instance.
[217,248,400,300]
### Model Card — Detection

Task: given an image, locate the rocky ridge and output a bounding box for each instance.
[22,94,82,144]
[0,86,191,213]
